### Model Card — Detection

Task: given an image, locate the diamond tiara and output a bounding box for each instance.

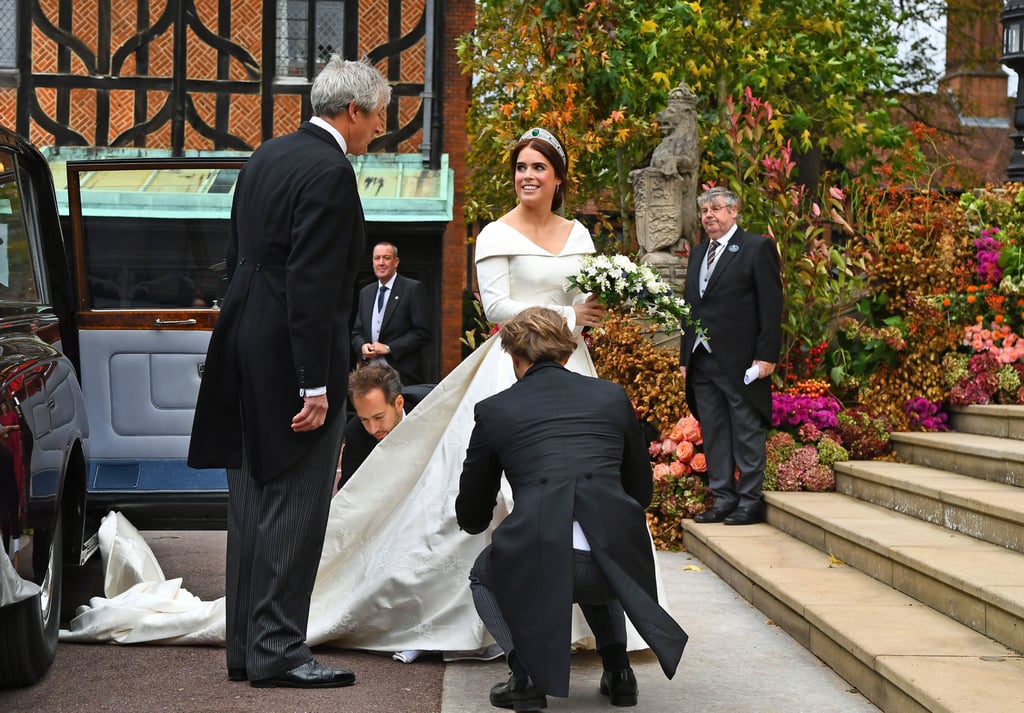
[518,127,566,165]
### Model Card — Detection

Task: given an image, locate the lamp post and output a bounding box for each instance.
[1002,1,1024,180]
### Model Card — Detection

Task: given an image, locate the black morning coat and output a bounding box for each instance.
[456,361,688,697]
[679,227,784,425]
[188,122,364,481]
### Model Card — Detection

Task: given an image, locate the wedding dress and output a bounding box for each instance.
[61,219,669,657]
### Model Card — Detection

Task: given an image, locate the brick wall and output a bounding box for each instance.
[439,0,474,375]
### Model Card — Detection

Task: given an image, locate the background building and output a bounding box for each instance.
[0,0,474,379]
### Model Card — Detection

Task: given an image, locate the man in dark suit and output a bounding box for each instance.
[337,363,432,489]
[679,186,783,526]
[351,242,431,385]
[457,307,687,710]
[187,55,391,688]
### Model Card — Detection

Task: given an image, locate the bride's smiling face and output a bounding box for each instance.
[514,147,560,210]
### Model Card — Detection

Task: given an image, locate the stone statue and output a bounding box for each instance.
[629,81,700,284]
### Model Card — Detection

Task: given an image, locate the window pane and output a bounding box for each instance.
[0,0,15,69]
[315,2,344,72]
[74,166,236,309]
[277,0,309,78]
[276,0,345,78]
[0,151,41,304]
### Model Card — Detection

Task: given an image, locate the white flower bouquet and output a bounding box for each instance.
[566,253,692,331]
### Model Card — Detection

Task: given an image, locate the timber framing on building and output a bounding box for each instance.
[0,0,475,377]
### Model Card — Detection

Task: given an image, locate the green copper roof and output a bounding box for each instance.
[41,147,453,223]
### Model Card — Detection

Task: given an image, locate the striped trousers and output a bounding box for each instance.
[224,414,344,680]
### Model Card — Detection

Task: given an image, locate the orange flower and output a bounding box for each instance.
[967,285,978,293]
[942,297,951,307]
[689,453,707,472]
[667,421,685,442]
[977,315,984,323]
[677,415,702,445]
[675,440,695,463]
[966,295,976,304]
[996,315,1005,323]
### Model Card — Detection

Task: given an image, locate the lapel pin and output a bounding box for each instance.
[728,244,739,252]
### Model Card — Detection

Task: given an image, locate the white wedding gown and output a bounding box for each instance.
[60,220,669,657]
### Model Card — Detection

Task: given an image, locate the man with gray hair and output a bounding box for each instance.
[189,55,390,688]
[679,186,783,526]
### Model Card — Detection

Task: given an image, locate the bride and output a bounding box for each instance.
[61,127,671,668]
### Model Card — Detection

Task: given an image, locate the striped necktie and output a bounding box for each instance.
[706,239,721,269]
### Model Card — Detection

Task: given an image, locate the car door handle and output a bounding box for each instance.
[153,318,198,327]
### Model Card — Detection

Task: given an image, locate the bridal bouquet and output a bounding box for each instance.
[566,253,692,331]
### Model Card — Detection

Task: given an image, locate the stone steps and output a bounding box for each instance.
[681,404,1024,713]
[833,460,1024,554]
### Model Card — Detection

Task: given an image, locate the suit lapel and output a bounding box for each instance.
[379,275,402,331]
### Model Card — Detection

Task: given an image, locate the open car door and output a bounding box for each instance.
[61,157,247,528]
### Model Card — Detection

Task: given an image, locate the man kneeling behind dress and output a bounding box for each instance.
[456,306,688,711]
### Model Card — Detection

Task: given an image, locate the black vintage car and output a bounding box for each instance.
[0,129,244,687]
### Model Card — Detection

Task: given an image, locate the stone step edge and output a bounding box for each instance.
[766,491,1024,646]
[831,458,1024,553]
[948,407,1024,440]
[890,430,1024,462]
[682,521,1024,713]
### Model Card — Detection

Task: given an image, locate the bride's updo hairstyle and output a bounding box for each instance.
[500,306,576,365]
[511,127,569,212]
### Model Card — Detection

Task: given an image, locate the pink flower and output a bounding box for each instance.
[678,415,702,444]
[653,463,671,479]
[661,439,678,454]
[690,453,707,472]
[648,441,662,458]
[669,460,688,477]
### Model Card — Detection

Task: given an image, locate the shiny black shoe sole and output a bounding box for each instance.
[490,692,548,710]
[693,507,732,524]
[250,672,356,688]
[600,681,638,706]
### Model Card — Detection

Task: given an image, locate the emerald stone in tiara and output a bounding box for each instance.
[519,127,566,164]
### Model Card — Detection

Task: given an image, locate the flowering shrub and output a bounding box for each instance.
[832,408,893,460]
[647,414,712,549]
[903,397,949,431]
[771,392,842,430]
[962,322,1024,363]
[943,351,1024,406]
[975,228,1003,284]
[566,253,692,330]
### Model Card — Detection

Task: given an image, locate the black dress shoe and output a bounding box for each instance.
[693,505,734,523]
[600,668,638,706]
[228,667,247,681]
[724,505,765,525]
[489,671,547,710]
[250,659,356,688]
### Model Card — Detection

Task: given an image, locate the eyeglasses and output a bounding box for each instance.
[699,203,733,216]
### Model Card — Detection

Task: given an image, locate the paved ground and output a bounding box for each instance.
[1,531,880,712]
[442,549,880,713]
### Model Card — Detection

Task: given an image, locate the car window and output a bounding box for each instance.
[73,164,237,310]
[0,149,42,304]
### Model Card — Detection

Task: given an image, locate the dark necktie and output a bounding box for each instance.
[706,239,721,270]
[377,284,388,311]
